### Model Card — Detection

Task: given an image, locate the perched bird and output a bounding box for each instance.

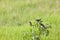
[35,19,46,29]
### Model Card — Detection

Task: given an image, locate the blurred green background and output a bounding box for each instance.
[0,0,60,40]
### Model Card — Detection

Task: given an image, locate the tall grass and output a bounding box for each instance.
[0,0,60,40]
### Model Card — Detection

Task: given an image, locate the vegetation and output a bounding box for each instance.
[0,0,60,40]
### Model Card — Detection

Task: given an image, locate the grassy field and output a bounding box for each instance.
[0,0,60,40]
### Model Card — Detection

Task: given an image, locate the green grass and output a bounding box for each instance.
[0,0,60,40]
